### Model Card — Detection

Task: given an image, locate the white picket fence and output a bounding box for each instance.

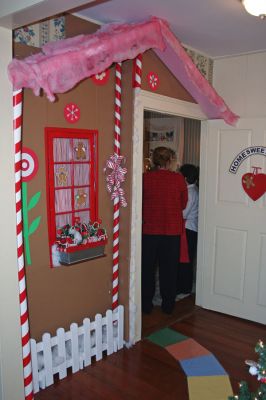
[30,305,124,393]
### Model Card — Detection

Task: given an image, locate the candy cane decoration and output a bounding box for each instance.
[13,89,34,400]
[132,54,143,89]
[112,63,122,311]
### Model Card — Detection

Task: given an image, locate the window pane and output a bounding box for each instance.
[53,138,72,162]
[73,139,90,161]
[55,189,72,213]
[74,164,90,186]
[54,164,72,187]
[74,187,90,210]
[56,213,73,229]
[75,211,90,224]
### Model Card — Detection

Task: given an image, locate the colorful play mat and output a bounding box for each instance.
[146,328,233,400]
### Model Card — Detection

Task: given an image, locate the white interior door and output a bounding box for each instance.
[196,118,266,324]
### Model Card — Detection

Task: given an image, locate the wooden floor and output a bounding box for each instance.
[35,296,265,399]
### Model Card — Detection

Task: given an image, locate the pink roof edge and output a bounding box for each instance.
[8,17,238,125]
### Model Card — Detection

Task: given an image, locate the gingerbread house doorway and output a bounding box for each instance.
[129,89,205,343]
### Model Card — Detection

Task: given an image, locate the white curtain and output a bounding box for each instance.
[183,119,201,167]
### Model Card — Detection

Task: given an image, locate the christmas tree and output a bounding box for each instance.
[229,340,266,400]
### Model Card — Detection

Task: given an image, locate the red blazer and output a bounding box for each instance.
[142,169,188,235]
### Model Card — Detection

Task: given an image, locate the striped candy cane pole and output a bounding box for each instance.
[13,89,34,400]
[112,63,122,311]
[132,54,143,89]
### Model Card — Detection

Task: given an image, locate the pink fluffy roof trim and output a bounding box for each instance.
[8,17,238,125]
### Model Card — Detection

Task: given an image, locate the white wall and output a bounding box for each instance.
[213,52,266,118]
[0,27,24,400]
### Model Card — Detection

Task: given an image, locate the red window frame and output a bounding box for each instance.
[45,127,98,255]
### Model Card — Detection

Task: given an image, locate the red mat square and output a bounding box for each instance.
[166,338,210,361]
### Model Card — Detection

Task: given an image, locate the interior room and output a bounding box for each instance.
[142,110,200,308]
[1,1,266,400]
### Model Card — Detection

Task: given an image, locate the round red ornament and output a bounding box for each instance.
[147,72,159,91]
[92,69,110,85]
[64,103,80,123]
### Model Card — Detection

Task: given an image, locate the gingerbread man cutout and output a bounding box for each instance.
[75,189,87,208]
[74,142,86,160]
[56,166,68,186]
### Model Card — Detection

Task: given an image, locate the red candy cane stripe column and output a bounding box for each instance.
[112,63,122,310]
[132,54,143,88]
[13,89,34,400]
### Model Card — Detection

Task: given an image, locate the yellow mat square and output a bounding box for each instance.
[187,375,233,400]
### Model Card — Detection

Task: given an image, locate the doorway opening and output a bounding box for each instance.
[141,110,201,337]
[128,90,204,344]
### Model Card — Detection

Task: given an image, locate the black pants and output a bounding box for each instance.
[176,229,198,294]
[142,234,180,313]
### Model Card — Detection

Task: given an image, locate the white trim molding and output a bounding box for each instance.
[129,90,205,344]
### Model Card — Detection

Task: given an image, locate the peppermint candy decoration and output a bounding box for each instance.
[147,71,159,91]
[64,103,80,123]
[92,69,110,85]
[22,147,39,182]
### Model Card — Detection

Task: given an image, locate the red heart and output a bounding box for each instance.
[242,173,266,201]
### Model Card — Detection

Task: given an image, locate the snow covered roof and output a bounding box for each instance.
[8,17,238,125]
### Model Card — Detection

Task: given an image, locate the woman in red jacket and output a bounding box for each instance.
[142,147,188,314]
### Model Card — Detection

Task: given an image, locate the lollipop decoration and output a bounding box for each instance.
[22,147,41,265]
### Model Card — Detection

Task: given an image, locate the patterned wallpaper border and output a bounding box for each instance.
[185,47,213,84]
[14,16,65,47]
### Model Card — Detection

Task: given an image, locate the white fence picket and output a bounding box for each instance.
[30,339,39,393]
[106,310,114,355]
[83,318,91,367]
[70,323,79,373]
[95,314,103,361]
[57,327,67,379]
[31,306,124,393]
[117,305,124,350]
[42,333,54,387]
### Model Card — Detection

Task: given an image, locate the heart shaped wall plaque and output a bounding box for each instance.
[242,173,266,201]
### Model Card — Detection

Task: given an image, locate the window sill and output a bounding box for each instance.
[57,239,107,265]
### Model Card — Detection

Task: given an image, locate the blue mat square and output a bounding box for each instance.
[180,354,227,377]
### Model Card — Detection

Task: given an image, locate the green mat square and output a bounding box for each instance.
[146,328,188,347]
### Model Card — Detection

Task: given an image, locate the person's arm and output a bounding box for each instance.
[183,189,193,219]
[179,174,188,210]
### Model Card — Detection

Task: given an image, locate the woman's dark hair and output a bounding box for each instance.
[179,164,199,184]
[152,147,175,168]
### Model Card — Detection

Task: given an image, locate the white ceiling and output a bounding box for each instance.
[75,0,266,58]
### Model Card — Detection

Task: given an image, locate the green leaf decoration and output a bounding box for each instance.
[28,216,41,236]
[28,191,41,211]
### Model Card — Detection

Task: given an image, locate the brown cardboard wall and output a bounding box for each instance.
[143,50,196,102]
[23,62,133,341]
